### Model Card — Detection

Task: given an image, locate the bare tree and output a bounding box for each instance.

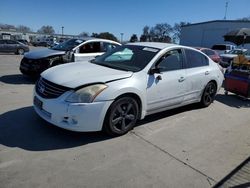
[78,32,89,37]
[150,23,173,42]
[237,16,250,21]
[17,25,32,33]
[37,25,55,35]
[0,23,16,30]
[172,22,191,43]
[91,32,118,42]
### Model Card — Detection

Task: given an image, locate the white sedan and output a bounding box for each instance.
[33,42,224,136]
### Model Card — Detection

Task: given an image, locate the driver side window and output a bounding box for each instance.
[157,49,183,72]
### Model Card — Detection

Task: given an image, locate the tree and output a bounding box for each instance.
[142,25,150,41]
[92,32,118,41]
[0,23,16,30]
[150,23,173,42]
[37,25,55,35]
[91,33,99,38]
[78,31,89,37]
[17,25,32,33]
[140,23,173,42]
[172,22,191,43]
[237,16,250,21]
[140,35,147,42]
[129,34,138,42]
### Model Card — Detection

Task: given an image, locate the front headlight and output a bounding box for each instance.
[65,84,108,103]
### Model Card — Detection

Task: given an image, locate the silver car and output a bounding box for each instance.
[0,39,29,55]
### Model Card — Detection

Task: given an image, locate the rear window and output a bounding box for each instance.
[185,49,209,68]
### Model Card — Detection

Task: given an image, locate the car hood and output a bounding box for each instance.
[24,48,65,59]
[41,62,133,88]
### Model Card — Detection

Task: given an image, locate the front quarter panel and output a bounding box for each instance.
[95,72,148,119]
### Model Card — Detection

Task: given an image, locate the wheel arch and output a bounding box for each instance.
[112,92,143,119]
[208,79,218,91]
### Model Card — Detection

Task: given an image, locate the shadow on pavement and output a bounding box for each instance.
[138,103,202,126]
[215,94,250,108]
[0,74,36,85]
[0,106,110,151]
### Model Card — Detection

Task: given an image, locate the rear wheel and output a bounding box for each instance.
[103,97,139,136]
[200,82,217,107]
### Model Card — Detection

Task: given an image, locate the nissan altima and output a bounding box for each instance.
[33,42,224,136]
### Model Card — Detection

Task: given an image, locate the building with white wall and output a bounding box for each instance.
[180,20,250,49]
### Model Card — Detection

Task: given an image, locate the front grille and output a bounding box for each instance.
[36,77,72,99]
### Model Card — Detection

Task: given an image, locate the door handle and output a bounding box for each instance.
[178,77,185,82]
[205,71,210,75]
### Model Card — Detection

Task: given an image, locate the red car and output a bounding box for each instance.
[195,47,221,63]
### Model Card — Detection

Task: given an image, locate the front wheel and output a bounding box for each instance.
[17,48,24,55]
[103,97,139,136]
[200,82,217,107]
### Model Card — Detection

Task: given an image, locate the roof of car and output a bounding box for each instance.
[127,42,177,49]
[74,37,121,45]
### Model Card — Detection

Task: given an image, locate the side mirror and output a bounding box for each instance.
[149,67,162,75]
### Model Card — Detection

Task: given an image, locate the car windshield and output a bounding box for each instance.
[91,45,159,72]
[51,39,84,51]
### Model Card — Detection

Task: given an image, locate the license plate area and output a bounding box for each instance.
[34,96,43,110]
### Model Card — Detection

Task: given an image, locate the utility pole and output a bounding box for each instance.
[224,1,229,20]
[61,26,64,36]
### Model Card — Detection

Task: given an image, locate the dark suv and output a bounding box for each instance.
[0,39,29,55]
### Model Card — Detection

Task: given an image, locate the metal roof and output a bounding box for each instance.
[182,20,250,28]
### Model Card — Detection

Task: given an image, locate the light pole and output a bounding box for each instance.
[120,33,124,43]
[61,26,64,36]
[224,1,229,20]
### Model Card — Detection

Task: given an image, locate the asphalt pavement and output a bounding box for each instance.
[0,49,249,188]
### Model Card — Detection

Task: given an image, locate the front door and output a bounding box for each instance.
[146,49,187,113]
[74,42,103,62]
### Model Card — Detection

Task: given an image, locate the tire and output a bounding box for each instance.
[103,97,139,136]
[200,82,217,107]
[17,48,24,55]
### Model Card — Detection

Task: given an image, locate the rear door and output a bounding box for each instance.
[74,42,103,62]
[6,40,18,52]
[183,48,211,101]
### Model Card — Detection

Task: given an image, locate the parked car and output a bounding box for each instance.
[195,47,221,63]
[211,44,236,54]
[33,41,49,47]
[220,49,250,67]
[33,42,224,136]
[17,39,29,45]
[0,39,29,55]
[20,38,121,76]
